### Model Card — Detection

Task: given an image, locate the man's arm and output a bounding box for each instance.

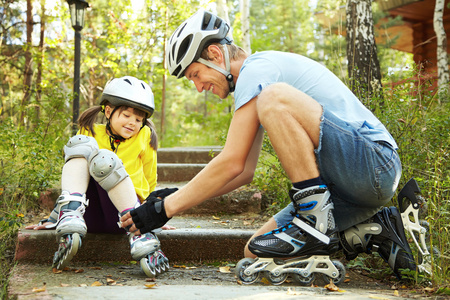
[120,97,261,233]
[208,125,264,198]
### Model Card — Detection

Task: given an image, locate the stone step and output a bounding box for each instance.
[16,215,263,264]
[157,163,207,182]
[157,146,222,164]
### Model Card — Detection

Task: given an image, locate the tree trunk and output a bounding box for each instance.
[20,0,33,126]
[346,0,383,102]
[433,0,449,102]
[35,0,46,126]
[217,0,233,39]
[240,0,251,54]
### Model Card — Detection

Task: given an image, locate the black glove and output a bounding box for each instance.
[130,196,171,234]
[148,187,178,200]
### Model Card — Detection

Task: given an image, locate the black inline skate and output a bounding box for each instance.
[339,178,432,279]
[235,185,345,286]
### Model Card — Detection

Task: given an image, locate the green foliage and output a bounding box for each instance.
[252,136,291,214]
[0,86,69,212]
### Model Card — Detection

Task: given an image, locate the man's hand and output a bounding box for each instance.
[120,188,178,235]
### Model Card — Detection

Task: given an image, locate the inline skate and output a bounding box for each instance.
[235,185,345,286]
[339,178,432,279]
[119,210,170,277]
[52,191,89,270]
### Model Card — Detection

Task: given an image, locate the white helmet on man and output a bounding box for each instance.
[166,9,233,81]
[100,76,155,117]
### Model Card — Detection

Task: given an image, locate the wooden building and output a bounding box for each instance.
[379,0,450,74]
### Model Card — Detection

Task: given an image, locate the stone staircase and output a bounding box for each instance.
[15,147,265,264]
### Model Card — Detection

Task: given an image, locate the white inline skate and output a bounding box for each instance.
[339,178,433,279]
[235,185,344,286]
[119,210,170,277]
[52,191,89,270]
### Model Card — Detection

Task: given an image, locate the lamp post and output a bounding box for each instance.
[67,0,89,135]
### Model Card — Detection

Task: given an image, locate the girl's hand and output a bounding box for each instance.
[24,221,55,230]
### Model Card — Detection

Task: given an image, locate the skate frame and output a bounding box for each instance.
[244,255,340,279]
[398,178,432,275]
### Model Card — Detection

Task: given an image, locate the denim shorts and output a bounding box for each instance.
[274,108,402,231]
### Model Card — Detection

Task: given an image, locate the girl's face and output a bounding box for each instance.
[105,106,144,139]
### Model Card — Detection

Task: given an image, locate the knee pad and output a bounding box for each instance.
[88,149,129,192]
[64,135,99,163]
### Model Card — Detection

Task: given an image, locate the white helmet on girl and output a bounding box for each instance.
[100,76,155,117]
[166,9,234,91]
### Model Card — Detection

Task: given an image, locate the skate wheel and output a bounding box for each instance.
[235,258,260,284]
[321,260,345,285]
[266,271,287,285]
[292,272,315,286]
[55,233,81,270]
[140,257,156,278]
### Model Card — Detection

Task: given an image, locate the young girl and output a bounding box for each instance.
[26,76,171,277]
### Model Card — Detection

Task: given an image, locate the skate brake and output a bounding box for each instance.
[397,178,432,274]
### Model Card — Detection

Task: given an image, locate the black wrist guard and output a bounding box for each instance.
[130,196,171,233]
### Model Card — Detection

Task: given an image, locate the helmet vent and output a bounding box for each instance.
[124,78,132,85]
[202,13,212,30]
[177,23,187,37]
[141,83,146,89]
[176,35,192,64]
[173,66,181,77]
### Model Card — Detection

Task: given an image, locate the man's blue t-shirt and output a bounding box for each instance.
[234,51,398,149]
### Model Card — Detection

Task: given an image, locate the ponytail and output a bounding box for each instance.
[78,106,103,136]
[146,119,158,151]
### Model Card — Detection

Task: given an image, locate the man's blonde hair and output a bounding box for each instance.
[200,43,247,62]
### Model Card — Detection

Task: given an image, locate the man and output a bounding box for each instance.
[121,9,416,279]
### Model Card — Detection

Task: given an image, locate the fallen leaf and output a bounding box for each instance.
[106,278,116,284]
[212,216,220,220]
[185,266,197,270]
[243,221,251,226]
[91,281,102,286]
[146,278,156,282]
[324,282,339,292]
[144,283,157,289]
[260,277,270,285]
[79,284,87,287]
[60,283,70,287]
[32,283,46,293]
[74,269,84,273]
[173,265,186,268]
[219,266,231,273]
[89,267,102,270]
[52,268,62,274]
[344,278,351,283]
[192,276,202,281]
[394,290,399,296]
[423,287,435,293]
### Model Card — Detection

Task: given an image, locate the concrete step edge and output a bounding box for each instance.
[15,228,255,264]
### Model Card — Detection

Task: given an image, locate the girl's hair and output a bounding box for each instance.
[78,103,158,150]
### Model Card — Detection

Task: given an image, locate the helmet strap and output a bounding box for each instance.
[197,45,235,93]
